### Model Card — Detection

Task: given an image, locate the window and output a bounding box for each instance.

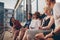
[16,0,26,22]
[31,0,46,14]
[31,0,37,14]
[38,0,46,14]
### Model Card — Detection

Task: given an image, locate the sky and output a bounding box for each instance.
[0,0,60,9]
[0,0,17,9]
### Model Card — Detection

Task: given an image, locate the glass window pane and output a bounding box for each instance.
[31,0,37,14]
[38,0,46,14]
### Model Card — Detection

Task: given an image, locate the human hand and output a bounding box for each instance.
[42,26,50,30]
[35,33,45,40]
[44,33,53,39]
[39,27,42,29]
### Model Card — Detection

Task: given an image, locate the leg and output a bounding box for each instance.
[17,28,26,40]
[27,34,33,40]
[13,30,19,40]
[17,31,24,40]
[11,27,15,38]
[22,30,28,40]
[46,38,54,40]
[35,33,45,40]
[24,29,36,40]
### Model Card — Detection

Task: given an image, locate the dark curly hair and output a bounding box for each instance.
[46,0,56,3]
[29,13,32,17]
[51,0,56,3]
[10,17,14,27]
[34,12,41,19]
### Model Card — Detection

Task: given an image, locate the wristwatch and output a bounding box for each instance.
[52,32,55,36]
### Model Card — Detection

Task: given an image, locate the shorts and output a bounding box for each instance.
[26,29,52,40]
[53,34,60,40]
[15,27,20,30]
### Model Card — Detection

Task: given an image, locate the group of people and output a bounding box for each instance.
[10,0,60,40]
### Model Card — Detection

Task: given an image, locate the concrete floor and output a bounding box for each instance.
[1,31,53,40]
[3,31,13,40]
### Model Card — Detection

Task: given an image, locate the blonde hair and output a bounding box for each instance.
[44,6,52,13]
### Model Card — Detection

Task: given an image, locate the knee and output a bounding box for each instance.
[35,33,44,39]
[27,34,30,38]
[15,31,19,36]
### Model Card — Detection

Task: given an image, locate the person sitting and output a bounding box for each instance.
[17,13,32,40]
[35,6,55,40]
[22,12,42,40]
[10,17,15,38]
[10,17,22,40]
[24,13,32,28]
[44,3,60,40]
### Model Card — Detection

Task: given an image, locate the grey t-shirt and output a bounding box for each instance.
[53,3,60,28]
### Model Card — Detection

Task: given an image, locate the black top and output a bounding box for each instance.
[24,19,31,29]
[42,17,55,30]
[10,22,13,27]
[14,20,22,30]
[40,14,47,19]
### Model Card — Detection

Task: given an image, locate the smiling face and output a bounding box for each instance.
[45,0,51,7]
[44,7,51,15]
[45,0,56,8]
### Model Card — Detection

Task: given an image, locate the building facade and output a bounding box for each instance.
[0,2,4,26]
[4,9,14,28]
[0,2,4,40]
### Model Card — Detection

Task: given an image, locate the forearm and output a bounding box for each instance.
[42,26,50,30]
[47,17,54,29]
[53,26,60,34]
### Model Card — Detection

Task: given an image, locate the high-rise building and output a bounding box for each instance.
[0,2,4,40]
[0,2,4,26]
